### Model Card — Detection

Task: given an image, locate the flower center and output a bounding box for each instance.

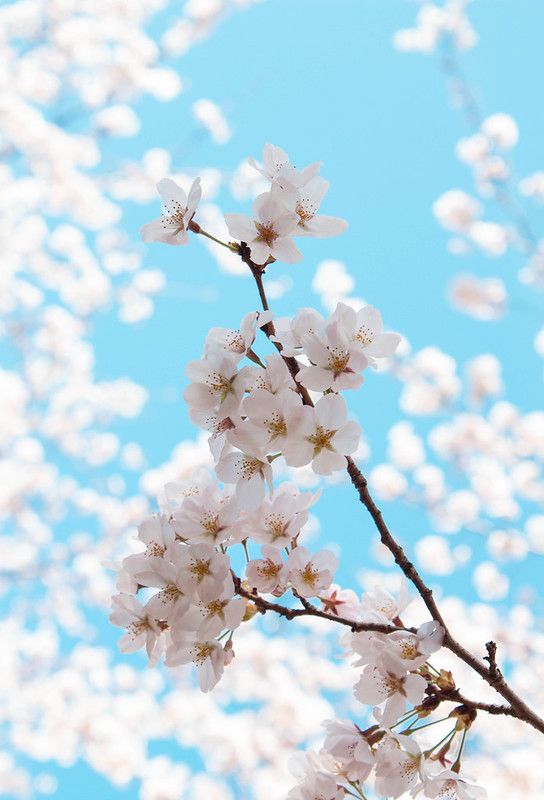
[295,200,317,224]
[355,325,374,347]
[240,456,263,480]
[190,559,211,580]
[147,542,166,557]
[193,643,213,664]
[206,371,233,401]
[327,348,351,377]
[258,559,282,579]
[201,512,222,539]
[164,200,188,233]
[265,513,289,542]
[264,411,287,438]
[255,221,278,246]
[307,425,335,454]
[300,564,319,588]
[206,600,225,616]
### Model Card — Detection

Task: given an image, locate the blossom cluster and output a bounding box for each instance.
[287,588,485,800]
[109,144,489,799]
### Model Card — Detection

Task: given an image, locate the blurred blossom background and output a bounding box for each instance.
[2,0,544,797]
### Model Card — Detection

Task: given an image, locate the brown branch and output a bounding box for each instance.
[426,684,516,719]
[232,573,410,635]
[236,243,544,736]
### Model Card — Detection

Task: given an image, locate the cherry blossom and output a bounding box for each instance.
[297,320,366,392]
[165,635,226,692]
[283,394,361,475]
[109,594,164,663]
[421,770,487,800]
[171,483,239,546]
[215,439,274,510]
[248,143,321,193]
[239,483,319,548]
[287,546,338,598]
[245,546,289,594]
[283,176,348,238]
[184,352,249,418]
[140,177,201,246]
[354,654,427,726]
[224,188,302,265]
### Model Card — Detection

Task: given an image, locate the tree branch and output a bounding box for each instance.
[237,243,544,736]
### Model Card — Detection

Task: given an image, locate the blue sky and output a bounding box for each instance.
[26,1,544,796]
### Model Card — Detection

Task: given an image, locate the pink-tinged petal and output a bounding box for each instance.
[248,240,272,265]
[356,305,382,335]
[224,213,255,242]
[215,452,242,484]
[300,175,329,207]
[313,448,346,475]
[355,667,390,704]
[224,598,245,630]
[253,190,281,222]
[381,693,407,727]
[187,177,202,214]
[183,382,217,411]
[271,236,303,264]
[299,161,322,185]
[297,365,334,392]
[404,673,427,704]
[157,178,187,206]
[282,438,314,468]
[273,211,301,237]
[140,218,188,245]
[301,215,348,238]
[332,420,361,455]
[301,334,330,365]
[333,372,364,392]
[262,143,289,175]
[236,473,265,511]
[365,332,402,358]
[314,393,348,429]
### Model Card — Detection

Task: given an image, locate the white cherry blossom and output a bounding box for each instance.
[245,546,289,594]
[205,310,274,363]
[298,320,367,392]
[238,483,319,548]
[321,719,374,782]
[110,594,164,663]
[283,394,361,475]
[165,635,226,692]
[248,142,321,193]
[354,654,427,727]
[215,438,273,511]
[334,302,402,366]
[140,177,201,245]
[421,770,487,800]
[172,484,239,546]
[224,188,302,265]
[287,546,338,598]
[283,175,348,238]
[170,542,230,602]
[184,352,248,418]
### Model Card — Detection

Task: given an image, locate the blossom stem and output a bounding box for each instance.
[242,540,250,564]
[193,224,238,252]
[451,727,468,773]
[347,780,367,799]
[401,716,450,735]
[424,727,456,757]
